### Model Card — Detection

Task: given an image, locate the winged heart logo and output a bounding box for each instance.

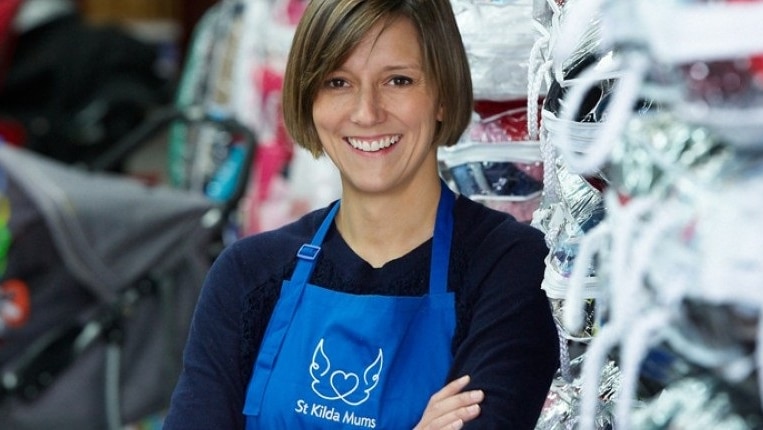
[309,338,383,406]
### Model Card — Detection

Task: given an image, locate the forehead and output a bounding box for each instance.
[340,16,423,68]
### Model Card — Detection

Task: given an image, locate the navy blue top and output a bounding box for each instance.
[164,195,559,430]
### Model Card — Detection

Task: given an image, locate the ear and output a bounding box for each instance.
[436,103,444,122]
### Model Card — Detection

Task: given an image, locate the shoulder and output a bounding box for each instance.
[213,205,335,285]
[449,196,548,299]
[453,196,546,258]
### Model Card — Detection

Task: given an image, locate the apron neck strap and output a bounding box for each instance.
[291,200,340,284]
[430,180,455,295]
[291,180,456,295]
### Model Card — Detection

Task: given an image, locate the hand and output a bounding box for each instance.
[413,375,484,430]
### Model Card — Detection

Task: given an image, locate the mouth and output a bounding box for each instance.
[346,135,401,152]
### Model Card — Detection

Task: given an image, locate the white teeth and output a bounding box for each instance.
[347,135,400,152]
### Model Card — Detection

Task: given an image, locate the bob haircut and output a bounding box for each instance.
[282,0,474,157]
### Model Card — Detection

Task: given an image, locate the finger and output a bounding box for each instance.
[420,389,484,429]
[429,375,471,402]
[426,401,482,430]
[414,376,484,430]
[432,388,484,416]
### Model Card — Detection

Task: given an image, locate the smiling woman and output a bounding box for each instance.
[282,0,473,158]
[163,1,559,429]
[311,16,443,201]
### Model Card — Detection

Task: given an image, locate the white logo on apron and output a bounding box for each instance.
[309,338,383,406]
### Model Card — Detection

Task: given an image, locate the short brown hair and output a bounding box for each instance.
[282,0,473,157]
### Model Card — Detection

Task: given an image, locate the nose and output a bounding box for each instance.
[350,86,384,126]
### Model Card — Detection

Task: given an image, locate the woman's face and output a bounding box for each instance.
[312,17,442,195]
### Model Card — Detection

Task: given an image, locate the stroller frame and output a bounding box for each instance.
[0,107,256,429]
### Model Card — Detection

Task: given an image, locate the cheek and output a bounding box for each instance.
[311,108,339,151]
[312,96,343,129]
[311,106,331,134]
[311,99,324,126]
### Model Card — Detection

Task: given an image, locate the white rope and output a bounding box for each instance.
[556,52,648,175]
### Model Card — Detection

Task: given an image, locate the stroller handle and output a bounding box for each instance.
[85,106,257,230]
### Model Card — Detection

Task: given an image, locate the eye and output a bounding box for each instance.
[324,77,349,88]
[389,76,414,86]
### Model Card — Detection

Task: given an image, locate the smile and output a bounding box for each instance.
[346,135,401,152]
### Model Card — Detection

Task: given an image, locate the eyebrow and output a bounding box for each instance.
[333,63,423,74]
[384,64,423,72]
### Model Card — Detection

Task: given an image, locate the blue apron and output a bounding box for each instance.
[243,183,457,429]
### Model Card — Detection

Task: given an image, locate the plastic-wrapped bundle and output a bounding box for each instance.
[538,1,763,429]
[451,0,538,100]
[527,0,607,140]
[566,112,761,430]
[630,375,762,430]
[606,0,763,150]
[531,55,612,341]
[535,354,620,430]
[439,108,544,223]
[528,0,613,327]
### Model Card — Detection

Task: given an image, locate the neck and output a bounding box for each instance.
[336,178,442,268]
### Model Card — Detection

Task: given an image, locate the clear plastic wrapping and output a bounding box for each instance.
[452,0,538,100]
[439,108,544,223]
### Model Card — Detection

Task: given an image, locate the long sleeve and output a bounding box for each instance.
[162,200,559,429]
[163,246,249,430]
[450,218,559,429]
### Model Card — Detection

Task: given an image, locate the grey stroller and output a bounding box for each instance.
[0,109,255,429]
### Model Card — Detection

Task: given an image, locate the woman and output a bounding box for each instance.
[163,0,559,428]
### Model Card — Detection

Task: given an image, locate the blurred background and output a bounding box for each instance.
[2,0,763,429]
[1,0,216,178]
